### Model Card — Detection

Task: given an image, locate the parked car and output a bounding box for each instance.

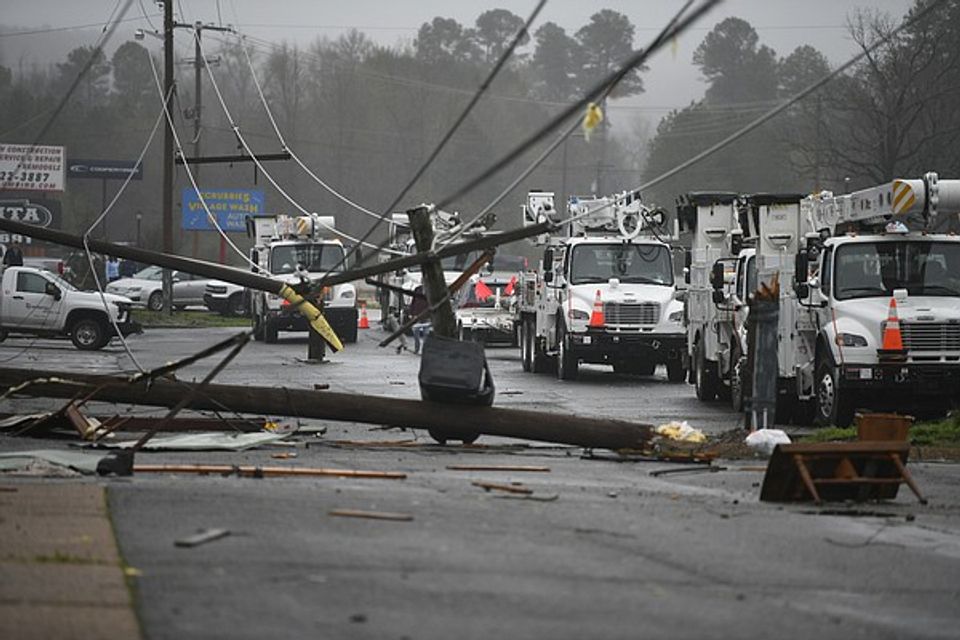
[203,280,248,317]
[105,265,211,311]
[455,275,519,345]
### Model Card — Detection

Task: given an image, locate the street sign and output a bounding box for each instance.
[67,159,143,181]
[0,198,62,245]
[0,143,65,192]
[182,188,264,232]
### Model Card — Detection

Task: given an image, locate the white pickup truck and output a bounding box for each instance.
[0,265,139,350]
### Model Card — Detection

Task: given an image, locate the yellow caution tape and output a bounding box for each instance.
[582,102,604,141]
[278,284,343,352]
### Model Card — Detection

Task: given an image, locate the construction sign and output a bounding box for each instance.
[0,143,65,192]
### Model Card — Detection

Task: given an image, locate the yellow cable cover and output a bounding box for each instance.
[278,285,343,352]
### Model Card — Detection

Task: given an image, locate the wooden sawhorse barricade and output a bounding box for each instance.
[760,441,927,505]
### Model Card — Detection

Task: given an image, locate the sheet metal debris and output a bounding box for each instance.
[95,432,290,452]
[0,449,108,475]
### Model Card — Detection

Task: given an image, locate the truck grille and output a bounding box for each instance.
[901,322,960,351]
[603,302,660,325]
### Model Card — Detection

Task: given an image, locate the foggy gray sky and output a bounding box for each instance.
[2,0,915,130]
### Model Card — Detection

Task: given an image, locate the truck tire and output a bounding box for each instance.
[0,329,7,342]
[520,319,533,372]
[694,338,718,401]
[264,320,279,344]
[814,358,854,427]
[532,326,550,374]
[556,323,579,381]
[666,360,686,383]
[227,293,246,317]
[147,290,164,312]
[70,317,108,350]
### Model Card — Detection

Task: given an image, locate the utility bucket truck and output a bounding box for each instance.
[517,190,687,381]
[706,174,960,426]
[677,192,746,404]
[247,214,357,344]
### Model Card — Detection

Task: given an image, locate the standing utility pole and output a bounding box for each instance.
[161,0,175,314]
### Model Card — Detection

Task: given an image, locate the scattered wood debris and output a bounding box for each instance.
[447,464,550,472]
[175,528,231,548]
[329,509,413,522]
[132,464,406,479]
[471,481,533,495]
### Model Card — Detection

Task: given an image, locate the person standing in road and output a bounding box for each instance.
[105,256,121,282]
[2,241,24,267]
[408,285,431,355]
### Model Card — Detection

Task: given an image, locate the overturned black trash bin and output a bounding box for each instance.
[418,334,494,444]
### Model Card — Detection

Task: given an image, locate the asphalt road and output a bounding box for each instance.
[2,322,959,639]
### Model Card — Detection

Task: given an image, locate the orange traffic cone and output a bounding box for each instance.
[588,289,605,327]
[878,296,905,359]
[358,302,370,329]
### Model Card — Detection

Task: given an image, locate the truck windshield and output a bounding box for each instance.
[271,244,346,274]
[569,244,673,286]
[834,241,960,300]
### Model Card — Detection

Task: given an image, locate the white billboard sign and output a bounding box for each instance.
[0,143,66,192]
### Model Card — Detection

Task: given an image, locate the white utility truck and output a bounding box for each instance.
[517,190,687,381]
[0,265,138,350]
[677,191,744,403]
[706,175,960,426]
[247,214,357,344]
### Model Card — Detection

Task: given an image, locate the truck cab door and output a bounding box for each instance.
[7,271,62,329]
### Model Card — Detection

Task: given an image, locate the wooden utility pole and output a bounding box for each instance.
[161,0,175,314]
[407,206,457,338]
[0,368,653,451]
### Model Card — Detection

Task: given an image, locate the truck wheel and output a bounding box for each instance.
[71,317,107,350]
[227,293,246,317]
[532,325,550,374]
[147,291,163,312]
[556,323,579,381]
[264,320,279,344]
[694,338,717,401]
[666,360,686,383]
[0,329,7,342]
[814,358,854,427]
[520,319,533,372]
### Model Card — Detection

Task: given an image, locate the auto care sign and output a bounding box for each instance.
[182,188,264,232]
[0,198,62,245]
[0,143,66,192]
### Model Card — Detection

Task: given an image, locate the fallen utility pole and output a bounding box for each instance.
[0,368,653,450]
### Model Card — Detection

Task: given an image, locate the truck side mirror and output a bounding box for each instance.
[45,282,61,301]
[712,290,725,305]
[795,251,809,284]
[710,261,725,291]
[795,283,810,299]
[543,270,553,284]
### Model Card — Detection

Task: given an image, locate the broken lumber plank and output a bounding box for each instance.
[132,464,406,479]
[471,481,533,495]
[175,528,230,548]
[447,464,550,472]
[0,368,653,451]
[329,509,413,522]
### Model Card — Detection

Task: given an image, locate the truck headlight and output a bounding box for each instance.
[568,309,589,321]
[836,332,868,347]
[668,309,683,323]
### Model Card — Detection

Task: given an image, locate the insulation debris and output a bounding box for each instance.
[655,421,706,444]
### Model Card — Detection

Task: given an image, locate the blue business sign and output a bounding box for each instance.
[182,188,264,231]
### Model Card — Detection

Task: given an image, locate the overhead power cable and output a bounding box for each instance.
[234,31,386,223]
[193,29,392,254]
[146,51,264,273]
[637,0,949,192]
[325,0,548,279]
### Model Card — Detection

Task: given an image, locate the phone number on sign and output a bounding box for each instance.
[0,170,52,183]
